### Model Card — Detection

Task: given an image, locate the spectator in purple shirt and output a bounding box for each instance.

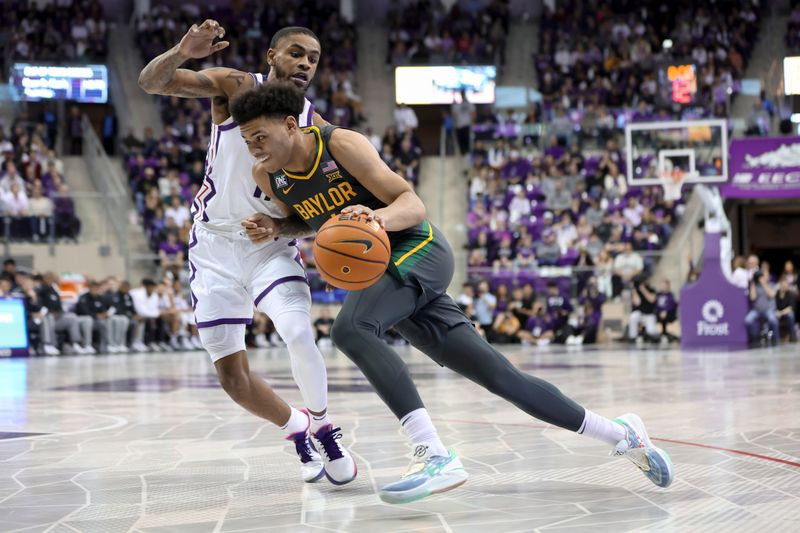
[501,150,531,180]
[656,280,678,342]
[518,307,556,347]
[159,233,184,270]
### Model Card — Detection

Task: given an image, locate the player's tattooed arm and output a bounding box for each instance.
[138,19,253,98]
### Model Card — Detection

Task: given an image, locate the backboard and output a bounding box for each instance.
[625,119,728,188]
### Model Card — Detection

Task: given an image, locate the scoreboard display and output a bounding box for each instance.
[658,63,698,105]
[10,63,108,103]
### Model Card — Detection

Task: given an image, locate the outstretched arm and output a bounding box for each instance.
[138,19,253,98]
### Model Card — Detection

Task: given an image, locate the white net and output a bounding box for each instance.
[659,170,686,201]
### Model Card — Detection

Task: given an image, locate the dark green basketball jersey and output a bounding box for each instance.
[269,125,433,278]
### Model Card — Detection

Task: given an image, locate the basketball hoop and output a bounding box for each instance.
[658,168,688,201]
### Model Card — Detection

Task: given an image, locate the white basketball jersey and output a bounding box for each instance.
[191,73,315,231]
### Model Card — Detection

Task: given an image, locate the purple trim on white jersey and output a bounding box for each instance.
[287,239,297,246]
[305,103,315,127]
[217,121,238,132]
[195,125,222,222]
[253,186,263,198]
[253,275,309,307]
[196,317,254,329]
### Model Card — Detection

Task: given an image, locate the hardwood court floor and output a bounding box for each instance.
[1,343,799,532]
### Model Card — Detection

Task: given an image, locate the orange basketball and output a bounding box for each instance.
[313,213,392,291]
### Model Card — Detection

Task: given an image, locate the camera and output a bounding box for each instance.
[752,270,762,283]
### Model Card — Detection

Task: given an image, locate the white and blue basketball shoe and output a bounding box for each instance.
[378,445,469,504]
[612,413,674,488]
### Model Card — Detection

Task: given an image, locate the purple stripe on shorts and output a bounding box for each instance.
[188,227,198,249]
[190,290,197,311]
[305,103,315,127]
[253,275,308,307]
[188,260,197,283]
[196,317,253,329]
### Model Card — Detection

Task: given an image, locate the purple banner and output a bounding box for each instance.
[680,232,749,350]
[721,136,800,198]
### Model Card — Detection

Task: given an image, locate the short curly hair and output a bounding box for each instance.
[270,26,319,49]
[230,81,306,126]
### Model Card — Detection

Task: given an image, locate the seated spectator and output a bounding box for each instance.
[628,278,659,343]
[2,182,28,216]
[130,278,162,352]
[159,233,184,270]
[555,212,577,253]
[745,270,779,345]
[53,183,81,239]
[457,282,475,309]
[612,242,644,297]
[780,260,798,291]
[75,281,111,354]
[0,162,25,193]
[565,302,600,345]
[37,271,82,355]
[314,307,335,346]
[27,182,53,241]
[536,230,561,266]
[171,279,200,350]
[731,255,749,289]
[656,280,679,343]
[508,189,531,226]
[490,310,521,344]
[545,281,572,341]
[545,178,572,213]
[14,272,46,355]
[104,277,133,353]
[473,280,497,332]
[776,278,798,342]
[165,195,191,228]
[517,307,556,347]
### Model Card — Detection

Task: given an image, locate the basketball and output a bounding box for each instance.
[313,213,392,291]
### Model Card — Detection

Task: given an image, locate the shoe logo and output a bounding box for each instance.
[334,239,373,253]
[413,444,429,458]
[282,183,296,194]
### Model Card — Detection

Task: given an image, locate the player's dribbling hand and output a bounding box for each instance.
[241,213,279,243]
[178,19,230,59]
[341,205,385,228]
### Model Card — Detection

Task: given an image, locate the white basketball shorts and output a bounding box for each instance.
[187,225,310,329]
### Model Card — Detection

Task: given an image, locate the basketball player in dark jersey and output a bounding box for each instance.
[232,82,674,504]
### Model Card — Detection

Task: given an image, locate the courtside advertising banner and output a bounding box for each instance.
[721,136,800,198]
[680,233,749,350]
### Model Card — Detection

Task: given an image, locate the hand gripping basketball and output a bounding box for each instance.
[312,213,392,291]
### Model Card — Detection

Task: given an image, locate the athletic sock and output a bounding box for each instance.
[400,408,448,457]
[280,407,309,436]
[309,410,331,433]
[577,409,626,446]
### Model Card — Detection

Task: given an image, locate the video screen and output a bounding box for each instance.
[395,66,496,105]
[0,298,28,350]
[9,64,109,103]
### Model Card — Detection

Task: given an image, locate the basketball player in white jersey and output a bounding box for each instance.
[138,21,356,485]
